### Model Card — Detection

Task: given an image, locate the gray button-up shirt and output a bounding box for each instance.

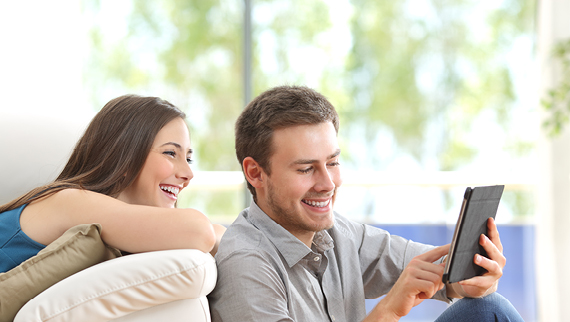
[209,202,449,322]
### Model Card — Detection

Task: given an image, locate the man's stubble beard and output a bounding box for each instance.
[265,178,336,233]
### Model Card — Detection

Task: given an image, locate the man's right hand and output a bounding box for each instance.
[364,244,450,322]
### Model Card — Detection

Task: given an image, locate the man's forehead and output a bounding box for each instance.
[271,123,339,160]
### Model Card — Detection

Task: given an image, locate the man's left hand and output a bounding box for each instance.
[449,217,506,298]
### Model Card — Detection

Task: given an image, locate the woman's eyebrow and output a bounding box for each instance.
[160,142,192,154]
[161,142,182,149]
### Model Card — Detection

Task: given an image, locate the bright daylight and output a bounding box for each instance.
[0,0,568,321]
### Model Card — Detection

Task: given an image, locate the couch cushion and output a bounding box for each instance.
[0,223,120,322]
[14,249,217,322]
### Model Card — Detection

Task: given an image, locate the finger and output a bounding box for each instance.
[480,234,506,268]
[486,218,503,253]
[473,253,503,277]
[408,261,445,280]
[411,277,443,299]
[459,274,495,287]
[458,273,498,296]
[417,244,450,262]
[404,262,444,289]
[405,261,445,295]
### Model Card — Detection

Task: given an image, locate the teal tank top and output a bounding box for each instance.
[0,205,46,273]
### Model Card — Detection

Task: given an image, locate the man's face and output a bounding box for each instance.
[256,122,342,244]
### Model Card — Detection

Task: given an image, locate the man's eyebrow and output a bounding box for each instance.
[160,142,193,154]
[329,149,341,159]
[292,149,341,165]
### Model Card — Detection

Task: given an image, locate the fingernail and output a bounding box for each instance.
[475,255,482,263]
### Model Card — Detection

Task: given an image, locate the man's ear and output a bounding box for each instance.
[243,157,265,188]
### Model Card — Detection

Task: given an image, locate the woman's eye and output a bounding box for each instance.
[187,158,193,164]
[163,151,176,157]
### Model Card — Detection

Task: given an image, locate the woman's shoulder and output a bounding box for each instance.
[23,189,122,241]
[49,188,110,202]
[29,188,109,207]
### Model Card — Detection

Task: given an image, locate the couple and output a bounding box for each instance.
[0,86,523,321]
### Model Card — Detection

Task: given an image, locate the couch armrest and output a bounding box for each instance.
[14,249,217,322]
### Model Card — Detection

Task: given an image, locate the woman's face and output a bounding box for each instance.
[117,117,193,208]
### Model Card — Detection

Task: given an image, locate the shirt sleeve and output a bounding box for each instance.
[209,249,295,322]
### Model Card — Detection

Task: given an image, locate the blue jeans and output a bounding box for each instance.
[435,293,524,322]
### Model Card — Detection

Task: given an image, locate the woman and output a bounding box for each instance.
[0,94,225,273]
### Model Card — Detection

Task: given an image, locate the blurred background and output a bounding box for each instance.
[1,0,569,321]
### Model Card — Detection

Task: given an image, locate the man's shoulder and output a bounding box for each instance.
[215,211,276,263]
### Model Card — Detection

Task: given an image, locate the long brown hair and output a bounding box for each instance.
[235,85,339,200]
[0,95,186,213]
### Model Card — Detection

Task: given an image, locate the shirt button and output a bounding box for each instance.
[314,256,320,261]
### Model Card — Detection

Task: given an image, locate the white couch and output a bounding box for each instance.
[0,112,217,321]
[14,249,217,322]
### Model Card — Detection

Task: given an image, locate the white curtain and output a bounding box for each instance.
[536,1,570,321]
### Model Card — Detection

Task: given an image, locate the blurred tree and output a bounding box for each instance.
[82,0,245,217]
[343,0,535,171]
[82,0,536,218]
[340,0,536,215]
[83,0,243,171]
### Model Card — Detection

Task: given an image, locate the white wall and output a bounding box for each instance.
[0,1,93,203]
[0,1,90,117]
[536,1,570,321]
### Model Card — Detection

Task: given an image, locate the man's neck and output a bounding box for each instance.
[254,200,316,248]
[290,230,315,248]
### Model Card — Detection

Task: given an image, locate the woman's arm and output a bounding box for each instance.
[20,189,216,254]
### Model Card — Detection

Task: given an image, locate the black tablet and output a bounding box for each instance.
[442,185,505,284]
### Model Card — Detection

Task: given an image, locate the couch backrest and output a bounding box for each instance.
[0,112,91,204]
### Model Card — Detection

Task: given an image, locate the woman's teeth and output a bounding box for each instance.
[160,186,180,196]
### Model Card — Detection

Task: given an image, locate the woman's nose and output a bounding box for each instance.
[176,160,194,183]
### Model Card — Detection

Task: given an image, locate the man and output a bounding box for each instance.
[209,85,523,321]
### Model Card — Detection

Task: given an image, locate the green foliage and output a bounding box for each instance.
[501,189,535,218]
[541,39,570,136]
[82,0,245,217]
[82,0,536,218]
[342,0,535,170]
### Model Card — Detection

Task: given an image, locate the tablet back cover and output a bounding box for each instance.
[445,185,504,284]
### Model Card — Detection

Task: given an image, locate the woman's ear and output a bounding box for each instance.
[243,157,265,188]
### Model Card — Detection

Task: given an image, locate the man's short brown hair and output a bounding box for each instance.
[235,85,339,200]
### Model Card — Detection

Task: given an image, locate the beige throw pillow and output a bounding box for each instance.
[0,223,120,322]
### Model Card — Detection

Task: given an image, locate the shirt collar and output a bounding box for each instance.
[246,201,334,268]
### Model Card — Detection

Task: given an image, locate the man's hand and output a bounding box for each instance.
[450,217,506,298]
[365,245,450,322]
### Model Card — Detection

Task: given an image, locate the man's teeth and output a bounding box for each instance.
[303,200,329,208]
[160,186,180,196]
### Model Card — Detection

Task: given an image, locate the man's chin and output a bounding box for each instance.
[307,211,335,232]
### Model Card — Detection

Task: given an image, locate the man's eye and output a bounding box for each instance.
[298,167,312,174]
[328,161,340,167]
